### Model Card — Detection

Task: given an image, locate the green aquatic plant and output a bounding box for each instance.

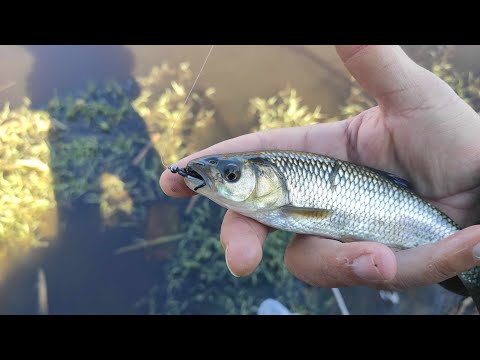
[49,133,161,216]
[144,197,338,315]
[0,62,220,281]
[47,90,163,227]
[99,173,134,228]
[0,79,149,280]
[248,87,332,132]
[48,79,137,133]
[132,62,217,165]
[0,100,57,281]
[339,45,480,117]
[431,60,480,112]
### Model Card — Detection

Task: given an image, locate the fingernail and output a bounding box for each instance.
[352,254,384,281]
[225,246,239,277]
[473,243,480,260]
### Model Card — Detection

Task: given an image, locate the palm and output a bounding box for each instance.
[347,71,480,227]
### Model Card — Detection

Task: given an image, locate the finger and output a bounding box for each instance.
[160,120,351,197]
[388,225,480,290]
[335,45,442,112]
[284,234,397,287]
[220,210,269,277]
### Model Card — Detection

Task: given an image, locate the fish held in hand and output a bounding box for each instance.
[171,150,480,310]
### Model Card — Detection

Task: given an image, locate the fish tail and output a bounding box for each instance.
[468,287,480,313]
[459,267,480,313]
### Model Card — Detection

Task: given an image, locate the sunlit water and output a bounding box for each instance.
[0,45,477,314]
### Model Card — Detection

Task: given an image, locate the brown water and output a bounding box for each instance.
[0,45,477,314]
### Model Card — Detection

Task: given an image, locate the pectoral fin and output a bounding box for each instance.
[281,206,333,220]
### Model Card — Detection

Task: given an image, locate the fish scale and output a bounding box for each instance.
[261,151,457,246]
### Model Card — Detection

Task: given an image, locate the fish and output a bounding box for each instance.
[170,150,480,311]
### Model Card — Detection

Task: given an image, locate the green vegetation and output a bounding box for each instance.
[0,101,57,281]
[340,45,480,117]
[248,88,331,131]
[160,198,337,315]
[132,63,217,165]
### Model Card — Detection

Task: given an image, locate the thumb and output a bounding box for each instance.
[391,225,480,290]
[335,45,448,113]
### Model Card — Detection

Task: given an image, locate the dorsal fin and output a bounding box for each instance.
[365,166,411,189]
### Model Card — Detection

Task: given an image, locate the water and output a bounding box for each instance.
[0,45,477,315]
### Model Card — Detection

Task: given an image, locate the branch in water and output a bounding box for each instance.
[331,287,350,315]
[114,233,186,255]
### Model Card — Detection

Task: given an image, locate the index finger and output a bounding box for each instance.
[159,120,350,197]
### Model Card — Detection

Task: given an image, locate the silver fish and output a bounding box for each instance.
[173,150,480,311]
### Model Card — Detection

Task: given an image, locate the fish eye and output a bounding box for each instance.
[208,159,218,165]
[223,163,240,182]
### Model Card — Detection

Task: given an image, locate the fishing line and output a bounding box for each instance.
[0,82,16,93]
[157,45,215,169]
[183,45,215,107]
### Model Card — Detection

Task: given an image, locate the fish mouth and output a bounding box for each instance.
[186,167,204,181]
[184,162,211,192]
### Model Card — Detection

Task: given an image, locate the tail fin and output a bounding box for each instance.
[459,266,480,313]
[438,267,480,313]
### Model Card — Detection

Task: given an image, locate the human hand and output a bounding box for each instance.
[160,45,480,291]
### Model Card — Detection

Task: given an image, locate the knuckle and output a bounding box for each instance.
[428,255,457,282]
[284,250,341,288]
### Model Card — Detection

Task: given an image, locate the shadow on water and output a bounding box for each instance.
[35,205,164,314]
[24,45,135,107]
[0,45,176,314]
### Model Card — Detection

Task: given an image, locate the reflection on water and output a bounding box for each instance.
[0,45,478,314]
